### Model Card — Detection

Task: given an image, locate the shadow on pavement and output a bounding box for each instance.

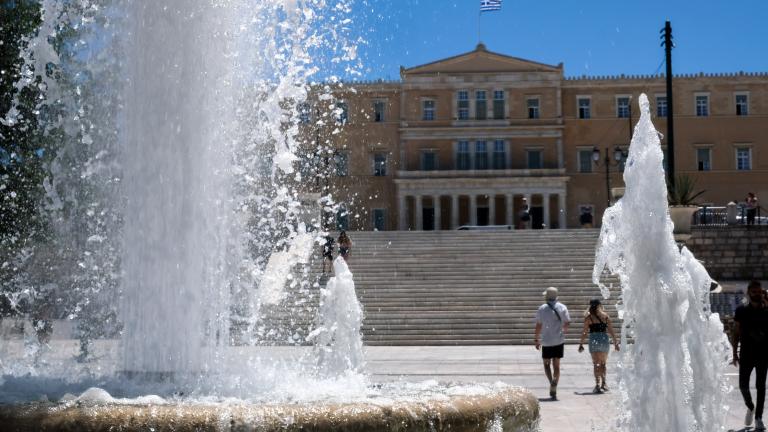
[573,391,609,396]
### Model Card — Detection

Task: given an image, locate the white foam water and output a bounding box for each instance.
[309,256,365,376]
[593,94,731,431]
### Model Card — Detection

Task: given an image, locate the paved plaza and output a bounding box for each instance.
[364,345,749,432]
[0,339,754,431]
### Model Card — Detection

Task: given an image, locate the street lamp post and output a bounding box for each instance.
[592,146,626,208]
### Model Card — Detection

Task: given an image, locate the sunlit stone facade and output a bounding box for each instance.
[300,44,768,230]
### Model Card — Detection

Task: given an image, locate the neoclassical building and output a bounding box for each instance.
[299,44,768,230]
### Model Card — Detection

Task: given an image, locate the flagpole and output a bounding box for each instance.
[478,9,481,44]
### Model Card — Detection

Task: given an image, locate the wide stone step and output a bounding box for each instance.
[264,230,618,346]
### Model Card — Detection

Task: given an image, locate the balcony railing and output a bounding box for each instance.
[397,168,566,179]
[692,205,766,226]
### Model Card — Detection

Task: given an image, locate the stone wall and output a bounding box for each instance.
[686,226,768,280]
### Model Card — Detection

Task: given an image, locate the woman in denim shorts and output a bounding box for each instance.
[578,299,620,393]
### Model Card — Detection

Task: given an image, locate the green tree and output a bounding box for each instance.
[0,1,51,317]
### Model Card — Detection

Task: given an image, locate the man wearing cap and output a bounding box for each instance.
[535,286,571,400]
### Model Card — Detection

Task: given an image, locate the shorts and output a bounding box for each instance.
[589,332,610,353]
[542,344,564,359]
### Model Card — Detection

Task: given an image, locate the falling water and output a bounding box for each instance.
[1,0,366,395]
[593,94,731,431]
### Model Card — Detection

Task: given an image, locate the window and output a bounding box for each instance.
[475,140,488,170]
[695,95,709,117]
[736,93,749,116]
[336,207,349,231]
[475,90,487,120]
[457,141,471,170]
[527,150,543,169]
[656,95,668,117]
[578,149,593,173]
[578,97,591,119]
[616,96,630,118]
[373,100,385,122]
[334,152,348,177]
[696,148,711,171]
[492,140,506,169]
[493,90,505,120]
[373,209,386,231]
[298,102,311,124]
[457,91,469,120]
[527,98,540,119]
[373,153,387,176]
[736,148,752,171]
[335,102,348,124]
[422,99,435,121]
[421,151,437,171]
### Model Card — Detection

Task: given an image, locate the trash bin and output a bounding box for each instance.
[726,201,738,225]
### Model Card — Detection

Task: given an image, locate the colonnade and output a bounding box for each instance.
[398,192,567,230]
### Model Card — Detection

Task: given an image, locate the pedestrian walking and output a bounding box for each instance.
[577,299,619,393]
[321,235,335,273]
[518,198,531,230]
[746,192,759,225]
[338,231,352,262]
[579,208,593,228]
[732,280,768,430]
[535,286,571,400]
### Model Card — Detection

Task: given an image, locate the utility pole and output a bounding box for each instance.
[661,20,675,192]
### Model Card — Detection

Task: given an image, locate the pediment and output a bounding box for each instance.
[402,44,561,76]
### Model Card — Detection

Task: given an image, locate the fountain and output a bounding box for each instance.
[0,0,538,430]
[593,94,732,431]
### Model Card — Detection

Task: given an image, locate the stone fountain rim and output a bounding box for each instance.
[0,386,539,432]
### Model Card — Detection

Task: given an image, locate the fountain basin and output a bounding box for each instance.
[0,387,538,432]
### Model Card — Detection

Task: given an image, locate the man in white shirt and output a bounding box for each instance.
[535,286,571,400]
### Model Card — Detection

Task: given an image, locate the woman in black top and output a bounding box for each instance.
[578,299,619,393]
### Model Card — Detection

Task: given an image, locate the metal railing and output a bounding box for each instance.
[692,205,765,226]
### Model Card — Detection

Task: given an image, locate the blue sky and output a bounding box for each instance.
[347,0,768,80]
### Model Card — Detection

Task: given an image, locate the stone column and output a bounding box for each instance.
[433,195,441,231]
[415,195,423,230]
[469,194,477,226]
[451,195,460,229]
[524,193,532,229]
[558,192,567,229]
[506,194,514,226]
[488,194,496,225]
[543,193,551,229]
[399,194,408,230]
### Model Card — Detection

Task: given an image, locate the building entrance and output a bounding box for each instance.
[422,208,435,230]
[530,207,544,229]
[477,207,489,226]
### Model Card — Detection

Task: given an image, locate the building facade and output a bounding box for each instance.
[300,44,768,230]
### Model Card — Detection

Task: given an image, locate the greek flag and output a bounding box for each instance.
[480,0,502,12]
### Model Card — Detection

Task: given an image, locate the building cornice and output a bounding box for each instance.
[394,175,570,194]
[399,126,563,140]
